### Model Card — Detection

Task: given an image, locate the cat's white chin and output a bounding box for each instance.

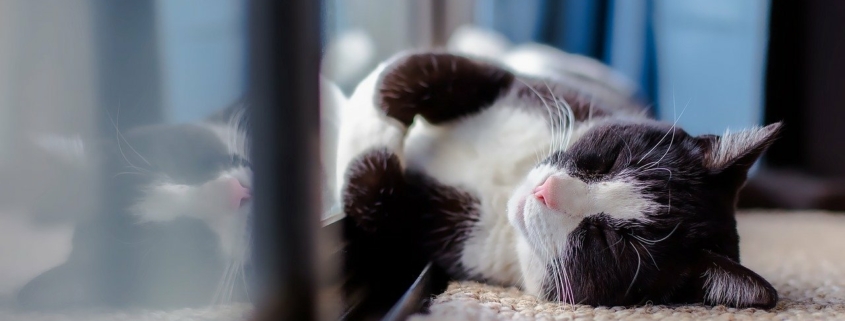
[516,235,546,296]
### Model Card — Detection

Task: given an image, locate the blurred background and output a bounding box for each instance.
[320,0,845,211]
[0,0,843,318]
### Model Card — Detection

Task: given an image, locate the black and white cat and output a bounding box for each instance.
[15,104,254,309]
[13,73,344,310]
[337,52,780,308]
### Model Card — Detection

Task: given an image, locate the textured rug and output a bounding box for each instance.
[411,210,845,321]
[2,211,842,320]
[0,304,254,321]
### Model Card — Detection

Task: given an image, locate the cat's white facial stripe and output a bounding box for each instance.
[131,167,251,219]
[509,166,656,256]
[544,172,656,222]
[131,183,196,223]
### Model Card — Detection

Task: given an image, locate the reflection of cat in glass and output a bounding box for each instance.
[18,81,345,309]
[18,103,253,309]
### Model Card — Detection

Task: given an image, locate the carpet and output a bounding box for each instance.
[0,304,254,321]
[2,211,842,320]
[411,210,845,321]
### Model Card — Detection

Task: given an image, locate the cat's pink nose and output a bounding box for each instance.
[533,177,558,209]
[229,178,251,209]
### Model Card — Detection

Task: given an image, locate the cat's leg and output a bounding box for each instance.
[336,52,513,229]
[378,53,516,126]
[335,61,412,232]
[335,64,432,309]
[376,52,639,127]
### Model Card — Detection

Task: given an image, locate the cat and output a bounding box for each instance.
[15,102,254,310]
[14,74,348,310]
[336,51,781,309]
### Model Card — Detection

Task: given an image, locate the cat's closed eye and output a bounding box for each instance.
[573,144,625,178]
[575,153,615,176]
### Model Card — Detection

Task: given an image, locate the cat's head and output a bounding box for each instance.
[35,104,254,265]
[508,120,781,308]
[117,119,254,264]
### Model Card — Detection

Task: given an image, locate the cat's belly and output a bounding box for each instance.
[404,105,551,286]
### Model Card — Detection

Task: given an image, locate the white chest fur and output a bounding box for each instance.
[403,102,597,286]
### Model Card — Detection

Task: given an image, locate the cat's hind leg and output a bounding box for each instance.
[335,64,434,311]
[335,62,412,232]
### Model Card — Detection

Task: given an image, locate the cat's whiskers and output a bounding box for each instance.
[622,139,635,166]
[516,79,557,160]
[550,94,566,154]
[549,255,562,302]
[635,239,660,270]
[212,259,234,305]
[541,82,568,154]
[228,262,238,302]
[636,96,691,166]
[553,92,576,151]
[566,242,579,308]
[639,98,691,170]
[625,241,642,298]
[561,255,575,308]
[551,257,566,305]
[545,87,564,154]
[601,236,626,255]
[107,106,152,172]
[546,90,564,158]
[112,170,149,178]
[550,238,575,308]
[628,222,682,246]
[526,230,559,302]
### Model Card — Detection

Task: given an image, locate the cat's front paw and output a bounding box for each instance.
[378,53,515,126]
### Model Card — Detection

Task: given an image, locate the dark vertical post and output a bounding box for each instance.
[92,0,164,131]
[431,0,447,47]
[91,0,164,306]
[248,0,322,320]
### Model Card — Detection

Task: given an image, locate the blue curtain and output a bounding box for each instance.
[474,0,771,135]
[155,0,247,123]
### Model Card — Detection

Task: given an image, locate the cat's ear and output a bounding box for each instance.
[699,122,782,176]
[682,250,778,309]
[378,52,515,126]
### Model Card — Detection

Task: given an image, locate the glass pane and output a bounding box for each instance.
[1,0,252,318]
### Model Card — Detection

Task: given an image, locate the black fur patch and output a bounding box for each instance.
[341,148,430,314]
[343,148,408,233]
[342,147,481,279]
[341,147,482,311]
[379,53,514,126]
[405,171,480,279]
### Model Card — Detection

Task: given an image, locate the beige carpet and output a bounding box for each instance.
[0,304,254,321]
[411,210,845,321]
[2,211,842,320]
